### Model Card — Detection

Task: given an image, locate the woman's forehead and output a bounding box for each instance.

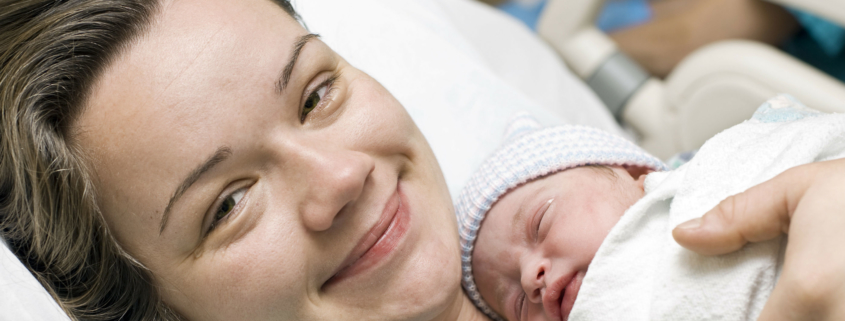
[79,0,308,159]
[81,1,301,157]
[74,0,311,247]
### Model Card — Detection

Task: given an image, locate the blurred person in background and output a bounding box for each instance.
[479,0,845,81]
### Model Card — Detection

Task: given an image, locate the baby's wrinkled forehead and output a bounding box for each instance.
[486,164,617,217]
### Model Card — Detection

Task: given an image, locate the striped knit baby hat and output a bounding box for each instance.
[455,113,667,320]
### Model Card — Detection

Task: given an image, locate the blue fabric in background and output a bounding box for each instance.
[497,0,548,31]
[497,0,652,32]
[788,9,845,57]
[783,9,845,82]
[595,0,653,32]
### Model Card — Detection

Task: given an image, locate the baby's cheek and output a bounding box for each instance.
[472,239,511,291]
[471,252,509,317]
[472,242,504,280]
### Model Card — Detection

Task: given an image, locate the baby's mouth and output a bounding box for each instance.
[542,270,585,321]
[542,273,571,320]
[559,271,585,321]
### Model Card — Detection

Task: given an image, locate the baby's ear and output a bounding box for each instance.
[624,166,653,180]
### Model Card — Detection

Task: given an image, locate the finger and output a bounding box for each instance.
[672,165,814,256]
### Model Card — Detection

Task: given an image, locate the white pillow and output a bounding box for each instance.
[430,0,622,134]
[0,238,69,320]
[294,0,623,198]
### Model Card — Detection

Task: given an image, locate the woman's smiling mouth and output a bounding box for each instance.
[323,182,411,289]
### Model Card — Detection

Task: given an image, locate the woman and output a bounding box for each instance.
[0,0,841,320]
[1,0,481,319]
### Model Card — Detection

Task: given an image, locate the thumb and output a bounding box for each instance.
[672,167,810,256]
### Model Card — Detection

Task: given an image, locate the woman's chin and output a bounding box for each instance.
[380,182,462,316]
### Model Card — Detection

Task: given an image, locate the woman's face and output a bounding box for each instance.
[74,0,462,319]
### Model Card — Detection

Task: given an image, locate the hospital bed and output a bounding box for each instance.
[2,0,844,319]
[538,0,845,158]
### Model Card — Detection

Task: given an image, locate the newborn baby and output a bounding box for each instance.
[456,95,845,321]
[455,113,666,321]
[467,166,652,321]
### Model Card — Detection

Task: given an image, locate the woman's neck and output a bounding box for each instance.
[433,292,491,321]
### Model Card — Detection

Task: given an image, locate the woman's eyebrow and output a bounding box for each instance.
[159,146,233,235]
[275,33,320,94]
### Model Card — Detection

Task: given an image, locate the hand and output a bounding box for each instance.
[672,158,845,321]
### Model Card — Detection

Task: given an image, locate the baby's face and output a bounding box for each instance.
[472,166,647,321]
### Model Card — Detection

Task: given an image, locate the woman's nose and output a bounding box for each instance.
[521,257,548,304]
[297,147,375,232]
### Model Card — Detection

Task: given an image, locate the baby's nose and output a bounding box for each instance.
[520,258,547,304]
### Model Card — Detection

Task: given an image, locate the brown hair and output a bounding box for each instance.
[0,0,298,320]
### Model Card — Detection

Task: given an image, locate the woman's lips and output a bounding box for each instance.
[323,183,410,288]
[543,270,585,321]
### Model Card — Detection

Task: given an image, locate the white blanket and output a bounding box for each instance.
[571,95,845,320]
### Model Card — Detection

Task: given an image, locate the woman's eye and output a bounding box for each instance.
[210,188,246,232]
[301,86,326,119]
[300,72,340,122]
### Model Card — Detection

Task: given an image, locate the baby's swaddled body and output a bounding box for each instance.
[571,95,845,320]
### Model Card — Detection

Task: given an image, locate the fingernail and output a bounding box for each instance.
[677,217,702,230]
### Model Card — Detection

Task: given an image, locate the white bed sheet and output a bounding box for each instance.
[432,0,621,134]
[0,238,69,320]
